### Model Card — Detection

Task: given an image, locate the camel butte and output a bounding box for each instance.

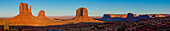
[0,2,104,26]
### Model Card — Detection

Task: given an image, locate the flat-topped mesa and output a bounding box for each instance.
[102,14,127,18]
[37,10,54,21]
[147,14,166,18]
[73,7,94,21]
[102,13,137,18]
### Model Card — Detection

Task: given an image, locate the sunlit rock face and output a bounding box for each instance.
[73,7,94,21]
[18,2,33,16]
[19,3,32,15]
[1,2,66,26]
[147,14,166,18]
[70,7,103,23]
[154,14,166,17]
[36,10,55,21]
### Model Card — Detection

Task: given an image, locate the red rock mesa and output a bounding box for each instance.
[1,2,66,26]
[36,10,57,21]
[73,7,94,21]
[71,7,103,23]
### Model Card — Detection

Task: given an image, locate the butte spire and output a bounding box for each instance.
[73,7,94,20]
[71,7,103,23]
[37,10,60,21]
[2,2,66,26]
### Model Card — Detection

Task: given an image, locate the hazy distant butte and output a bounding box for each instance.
[1,2,67,26]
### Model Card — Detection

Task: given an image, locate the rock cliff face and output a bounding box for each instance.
[73,7,95,21]
[2,2,66,26]
[67,7,104,23]
[102,14,127,18]
[36,10,55,21]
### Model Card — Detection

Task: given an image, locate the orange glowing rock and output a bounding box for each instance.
[1,2,67,26]
[73,7,94,20]
[36,10,60,21]
[67,7,104,23]
[103,14,127,18]
[155,14,165,17]
[147,14,166,18]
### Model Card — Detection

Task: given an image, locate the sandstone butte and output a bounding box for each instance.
[63,7,104,23]
[36,10,61,21]
[0,2,67,26]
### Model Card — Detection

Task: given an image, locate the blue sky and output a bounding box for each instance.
[0,0,170,17]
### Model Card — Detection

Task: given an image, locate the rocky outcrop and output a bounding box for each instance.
[136,15,150,19]
[147,14,166,18]
[2,2,66,26]
[102,14,127,18]
[127,13,136,18]
[102,14,112,19]
[69,7,103,23]
[73,7,95,21]
[102,13,137,18]
[36,10,56,21]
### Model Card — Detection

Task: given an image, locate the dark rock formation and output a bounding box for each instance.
[127,13,135,18]
[136,15,150,19]
[102,14,112,19]
[73,7,94,21]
